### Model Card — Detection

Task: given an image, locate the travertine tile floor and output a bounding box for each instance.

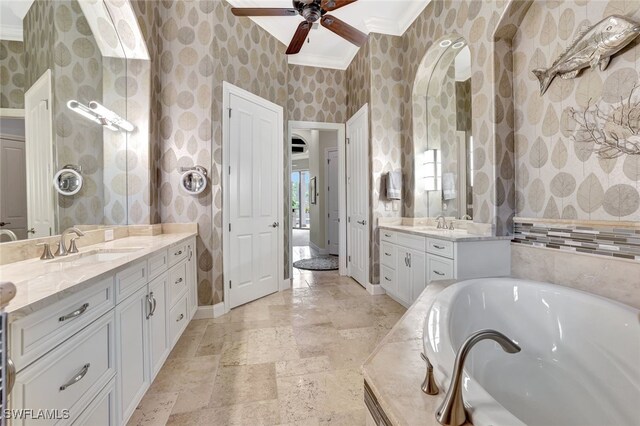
[128,265,406,425]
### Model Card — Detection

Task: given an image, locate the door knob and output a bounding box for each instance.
[0,222,10,227]
[27,228,35,234]
[356,220,366,225]
[270,222,279,228]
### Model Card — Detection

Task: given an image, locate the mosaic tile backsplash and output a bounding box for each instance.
[513,219,640,261]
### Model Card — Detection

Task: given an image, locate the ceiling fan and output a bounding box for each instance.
[231,0,368,55]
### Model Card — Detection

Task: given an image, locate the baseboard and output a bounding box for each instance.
[309,241,329,255]
[193,302,225,320]
[281,278,291,290]
[366,282,386,295]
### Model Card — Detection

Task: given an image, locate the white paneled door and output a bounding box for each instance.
[326,148,339,256]
[225,83,283,309]
[24,70,54,239]
[346,105,369,287]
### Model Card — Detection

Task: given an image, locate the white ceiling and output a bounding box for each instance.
[225,0,430,70]
[0,0,34,41]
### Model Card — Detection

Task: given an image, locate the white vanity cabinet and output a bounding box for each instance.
[8,236,198,426]
[380,229,510,307]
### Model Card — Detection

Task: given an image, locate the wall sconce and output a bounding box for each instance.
[67,100,135,132]
[424,149,441,191]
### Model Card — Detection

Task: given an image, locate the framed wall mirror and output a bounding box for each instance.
[413,35,474,219]
[0,0,145,243]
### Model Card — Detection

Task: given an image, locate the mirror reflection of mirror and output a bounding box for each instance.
[413,35,473,220]
[0,0,133,242]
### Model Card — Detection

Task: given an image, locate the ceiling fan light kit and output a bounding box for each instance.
[231,0,367,55]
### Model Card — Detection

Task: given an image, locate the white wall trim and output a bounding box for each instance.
[309,240,329,256]
[0,25,22,41]
[288,121,347,278]
[193,302,226,319]
[366,282,386,296]
[282,278,291,290]
[222,81,284,313]
[0,108,25,119]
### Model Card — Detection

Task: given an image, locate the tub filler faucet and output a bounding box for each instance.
[436,329,521,426]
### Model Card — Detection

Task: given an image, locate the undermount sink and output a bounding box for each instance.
[48,247,144,265]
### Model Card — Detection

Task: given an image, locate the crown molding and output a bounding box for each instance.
[287,48,359,71]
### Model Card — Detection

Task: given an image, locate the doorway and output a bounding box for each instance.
[288,121,346,275]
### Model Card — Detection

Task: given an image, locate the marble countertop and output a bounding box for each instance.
[362,279,469,426]
[0,232,196,319]
[378,224,513,242]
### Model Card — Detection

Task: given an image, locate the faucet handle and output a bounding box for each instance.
[421,352,440,395]
[69,237,80,254]
[37,243,55,260]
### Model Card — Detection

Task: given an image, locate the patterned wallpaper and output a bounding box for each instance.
[0,40,25,108]
[24,0,54,90]
[287,64,347,123]
[53,0,105,231]
[513,0,640,221]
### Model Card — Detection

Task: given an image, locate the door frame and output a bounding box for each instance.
[222,81,284,314]
[324,147,339,256]
[345,104,370,285]
[287,121,346,277]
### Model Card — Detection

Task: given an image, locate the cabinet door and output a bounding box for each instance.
[396,251,412,305]
[115,286,150,424]
[187,240,198,319]
[409,249,427,302]
[148,273,169,379]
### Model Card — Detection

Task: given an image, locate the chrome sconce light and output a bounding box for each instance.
[424,149,441,191]
[67,100,135,133]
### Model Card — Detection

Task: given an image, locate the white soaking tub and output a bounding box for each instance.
[423,278,640,426]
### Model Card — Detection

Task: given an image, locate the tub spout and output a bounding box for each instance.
[436,329,521,426]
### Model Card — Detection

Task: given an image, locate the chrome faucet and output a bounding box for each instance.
[421,352,439,395]
[55,227,85,256]
[461,214,472,220]
[435,215,446,229]
[436,329,521,426]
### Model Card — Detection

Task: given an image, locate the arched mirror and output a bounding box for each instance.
[413,36,473,219]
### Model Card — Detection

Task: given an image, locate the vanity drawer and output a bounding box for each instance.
[168,243,188,267]
[396,232,426,251]
[380,229,396,244]
[72,378,116,426]
[169,294,189,346]
[115,260,147,303]
[380,265,397,295]
[427,238,454,259]
[148,249,169,280]
[380,242,397,269]
[10,277,114,371]
[428,254,454,281]
[11,313,116,426]
[168,262,188,308]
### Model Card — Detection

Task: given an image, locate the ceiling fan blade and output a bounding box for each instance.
[321,15,368,46]
[231,8,297,17]
[321,0,357,11]
[286,21,312,55]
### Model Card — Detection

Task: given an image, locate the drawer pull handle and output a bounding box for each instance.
[433,270,445,276]
[7,358,15,396]
[433,245,445,250]
[177,313,184,322]
[384,277,391,281]
[175,277,183,284]
[59,303,89,322]
[60,363,90,391]
[175,250,183,256]
[384,252,391,256]
[384,233,391,237]
[151,294,157,316]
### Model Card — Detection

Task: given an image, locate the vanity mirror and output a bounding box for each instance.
[0,0,137,242]
[413,35,474,219]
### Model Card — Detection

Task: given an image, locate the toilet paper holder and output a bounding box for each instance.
[180,166,208,195]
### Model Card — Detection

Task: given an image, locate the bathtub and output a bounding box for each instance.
[423,278,640,426]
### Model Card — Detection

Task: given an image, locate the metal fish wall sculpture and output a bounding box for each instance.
[532,14,640,95]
